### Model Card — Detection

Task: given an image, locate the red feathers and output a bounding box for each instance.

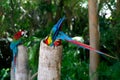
[13,30,28,40]
[54,39,61,46]
[44,38,49,45]
[13,31,24,40]
[44,38,62,46]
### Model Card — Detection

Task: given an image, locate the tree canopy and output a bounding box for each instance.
[0,0,120,80]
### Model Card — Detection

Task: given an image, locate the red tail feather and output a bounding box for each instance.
[68,40,95,50]
[67,40,117,59]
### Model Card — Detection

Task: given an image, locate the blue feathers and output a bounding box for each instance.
[10,39,21,71]
[52,16,65,34]
[57,31,72,41]
[52,16,65,41]
[10,39,21,56]
[49,16,65,46]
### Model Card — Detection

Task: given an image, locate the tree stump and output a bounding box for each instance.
[10,67,15,80]
[38,40,62,80]
[15,45,28,80]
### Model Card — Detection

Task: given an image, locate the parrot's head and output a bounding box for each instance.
[13,30,28,40]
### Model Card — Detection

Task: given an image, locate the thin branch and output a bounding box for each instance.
[31,72,38,80]
[105,2,113,12]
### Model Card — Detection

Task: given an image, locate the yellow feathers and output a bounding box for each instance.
[47,36,52,45]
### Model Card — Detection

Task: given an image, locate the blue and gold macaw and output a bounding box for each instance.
[10,30,27,72]
[44,16,116,59]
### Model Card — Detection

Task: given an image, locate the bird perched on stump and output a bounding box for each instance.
[10,30,27,72]
[44,16,117,59]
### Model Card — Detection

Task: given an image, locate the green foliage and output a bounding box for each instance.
[28,41,39,72]
[61,42,89,80]
[23,36,40,77]
[0,0,120,80]
[98,62,120,80]
[100,17,120,59]
[0,68,10,80]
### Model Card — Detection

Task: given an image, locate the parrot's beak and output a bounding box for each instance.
[22,30,28,37]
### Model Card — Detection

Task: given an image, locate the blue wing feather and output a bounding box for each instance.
[49,16,65,46]
[57,31,72,41]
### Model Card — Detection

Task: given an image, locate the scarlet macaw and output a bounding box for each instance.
[10,30,27,71]
[45,17,116,59]
[57,31,116,59]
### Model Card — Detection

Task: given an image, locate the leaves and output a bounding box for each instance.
[0,0,120,80]
[0,68,10,80]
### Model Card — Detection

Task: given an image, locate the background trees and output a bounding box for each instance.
[0,0,120,80]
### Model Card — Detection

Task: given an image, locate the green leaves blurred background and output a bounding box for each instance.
[0,0,120,80]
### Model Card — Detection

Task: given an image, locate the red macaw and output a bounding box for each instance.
[45,16,116,59]
[10,30,27,72]
[57,31,116,59]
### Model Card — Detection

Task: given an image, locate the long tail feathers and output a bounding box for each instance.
[57,31,117,59]
[68,40,117,59]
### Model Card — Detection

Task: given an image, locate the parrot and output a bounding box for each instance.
[10,30,27,72]
[44,16,65,46]
[45,16,116,59]
[56,31,117,59]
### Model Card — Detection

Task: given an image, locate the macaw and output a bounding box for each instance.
[45,16,116,59]
[10,30,27,72]
[44,16,65,46]
[57,31,116,59]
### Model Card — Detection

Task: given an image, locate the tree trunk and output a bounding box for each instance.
[38,40,62,80]
[55,0,63,21]
[46,0,53,23]
[116,0,120,16]
[88,0,100,80]
[115,0,120,59]
[10,67,15,80]
[114,0,120,25]
[15,45,28,80]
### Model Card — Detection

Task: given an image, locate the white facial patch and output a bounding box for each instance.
[22,31,28,37]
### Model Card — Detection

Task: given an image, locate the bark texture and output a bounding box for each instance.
[15,45,28,80]
[10,67,15,80]
[38,40,62,80]
[88,0,100,80]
